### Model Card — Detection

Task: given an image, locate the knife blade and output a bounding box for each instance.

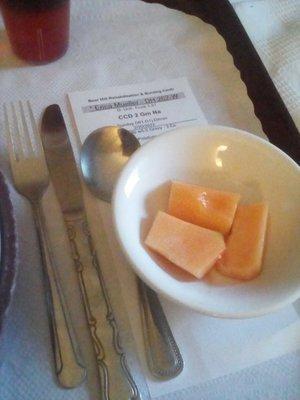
[40,104,150,400]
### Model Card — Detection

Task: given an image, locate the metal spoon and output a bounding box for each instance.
[80,126,183,380]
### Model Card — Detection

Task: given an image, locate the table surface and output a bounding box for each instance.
[0,1,299,399]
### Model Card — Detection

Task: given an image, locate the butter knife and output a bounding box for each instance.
[40,104,150,400]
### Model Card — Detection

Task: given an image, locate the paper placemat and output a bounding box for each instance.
[69,77,300,399]
[98,205,300,399]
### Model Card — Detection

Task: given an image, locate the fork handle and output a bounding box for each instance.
[33,203,86,388]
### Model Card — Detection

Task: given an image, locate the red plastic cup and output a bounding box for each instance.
[0,0,70,64]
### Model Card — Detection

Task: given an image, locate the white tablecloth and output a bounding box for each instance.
[0,1,299,399]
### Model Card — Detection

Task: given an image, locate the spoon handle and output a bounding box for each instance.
[138,279,184,379]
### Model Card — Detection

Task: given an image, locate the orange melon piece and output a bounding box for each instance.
[145,211,225,279]
[168,181,241,235]
[216,203,268,280]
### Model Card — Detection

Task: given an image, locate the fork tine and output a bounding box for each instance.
[27,101,43,155]
[10,102,24,160]
[19,100,34,155]
[3,104,17,164]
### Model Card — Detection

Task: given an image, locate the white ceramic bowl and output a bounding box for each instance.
[113,125,300,318]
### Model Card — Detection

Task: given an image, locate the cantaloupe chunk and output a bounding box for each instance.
[216,203,268,280]
[168,181,240,235]
[145,211,225,279]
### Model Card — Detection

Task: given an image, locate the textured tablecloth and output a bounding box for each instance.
[0,1,299,399]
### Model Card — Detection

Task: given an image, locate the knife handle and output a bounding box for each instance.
[66,217,141,400]
[34,203,86,388]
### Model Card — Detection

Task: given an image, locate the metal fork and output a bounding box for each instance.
[4,101,86,388]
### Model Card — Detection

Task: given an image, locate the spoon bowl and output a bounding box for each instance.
[81,126,140,202]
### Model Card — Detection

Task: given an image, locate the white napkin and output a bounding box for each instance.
[0,1,299,400]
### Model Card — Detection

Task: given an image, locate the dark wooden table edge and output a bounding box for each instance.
[142,0,300,164]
